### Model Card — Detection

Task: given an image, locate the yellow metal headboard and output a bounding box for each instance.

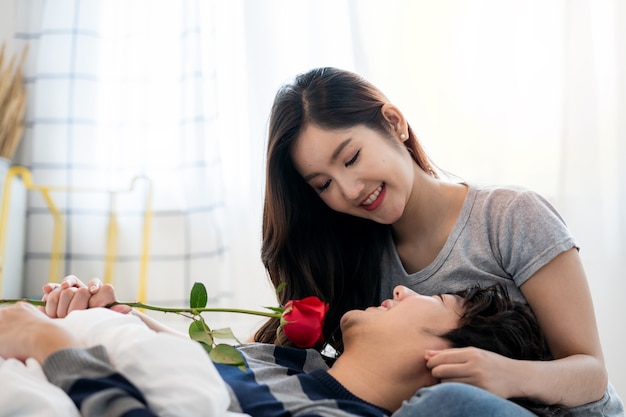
[0,166,152,302]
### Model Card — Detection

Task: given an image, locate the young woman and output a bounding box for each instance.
[253,67,622,414]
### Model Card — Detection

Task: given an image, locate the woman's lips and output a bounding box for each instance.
[360,183,385,211]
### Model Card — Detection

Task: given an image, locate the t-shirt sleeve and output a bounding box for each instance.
[42,345,158,417]
[491,189,577,287]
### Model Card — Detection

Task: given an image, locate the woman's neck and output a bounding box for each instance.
[391,171,467,273]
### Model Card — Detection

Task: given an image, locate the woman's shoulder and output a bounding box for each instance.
[467,183,553,210]
[464,183,571,237]
[469,183,535,197]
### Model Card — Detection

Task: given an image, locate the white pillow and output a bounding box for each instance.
[0,357,80,417]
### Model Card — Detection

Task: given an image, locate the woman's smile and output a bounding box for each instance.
[360,183,386,211]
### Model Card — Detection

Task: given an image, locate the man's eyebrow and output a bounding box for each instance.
[303,138,352,182]
[446,294,465,315]
[440,294,464,309]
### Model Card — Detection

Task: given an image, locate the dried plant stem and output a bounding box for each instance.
[0,42,28,160]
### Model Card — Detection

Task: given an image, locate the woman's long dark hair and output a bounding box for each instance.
[255,67,436,352]
[444,284,570,417]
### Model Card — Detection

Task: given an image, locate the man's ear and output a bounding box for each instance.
[381,103,407,141]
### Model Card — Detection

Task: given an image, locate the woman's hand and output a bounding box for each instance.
[41,275,128,318]
[0,302,81,363]
[430,249,608,407]
[425,347,522,400]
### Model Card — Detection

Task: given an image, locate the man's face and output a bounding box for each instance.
[340,285,464,350]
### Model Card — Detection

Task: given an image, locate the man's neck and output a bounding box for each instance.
[327,351,434,412]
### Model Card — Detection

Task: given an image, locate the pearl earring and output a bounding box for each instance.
[400,133,407,140]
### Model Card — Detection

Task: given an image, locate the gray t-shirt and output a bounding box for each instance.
[380,183,576,303]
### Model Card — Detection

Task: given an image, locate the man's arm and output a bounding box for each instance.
[43,346,158,417]
[0,302,157,417]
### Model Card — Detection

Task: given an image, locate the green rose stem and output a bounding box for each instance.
[0,296,282,371]
[0,282,292,371]
[0,298,47,307]
[0,299,282,318]
[109,301,283,318]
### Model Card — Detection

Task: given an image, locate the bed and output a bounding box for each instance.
[0,307,250,417]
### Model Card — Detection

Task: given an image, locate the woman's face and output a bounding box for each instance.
[290,124,415,224]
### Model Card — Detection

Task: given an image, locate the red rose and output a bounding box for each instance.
[280,296,329,348]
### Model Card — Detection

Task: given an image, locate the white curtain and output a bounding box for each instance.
[8,0,625,397]
[12,0,251,313]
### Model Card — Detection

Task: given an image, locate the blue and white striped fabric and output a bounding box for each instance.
[11,0,232,308]
[217,344,390,416]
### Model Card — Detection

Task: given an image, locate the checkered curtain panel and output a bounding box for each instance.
[13,0,232,305]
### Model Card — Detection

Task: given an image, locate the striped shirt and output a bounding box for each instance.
[42,346,157,417]
[217,343,390,417]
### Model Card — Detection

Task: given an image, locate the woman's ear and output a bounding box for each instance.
[381,103,408,141]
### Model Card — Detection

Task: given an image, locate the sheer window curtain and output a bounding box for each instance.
[12,0,257,327]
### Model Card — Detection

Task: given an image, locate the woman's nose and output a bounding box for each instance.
[337,177,364,201]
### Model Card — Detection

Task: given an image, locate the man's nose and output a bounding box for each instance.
[393,285,415,301]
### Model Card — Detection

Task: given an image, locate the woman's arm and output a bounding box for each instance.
[426,248,607,407]
[516,247,607,405]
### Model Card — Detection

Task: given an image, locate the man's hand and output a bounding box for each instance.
[0,302,81,363]
[41,275,127,318]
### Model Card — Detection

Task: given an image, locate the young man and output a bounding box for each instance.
[218,284,558,417]
[1,282,564,417]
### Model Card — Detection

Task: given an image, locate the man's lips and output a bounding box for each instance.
[360,183,385,211]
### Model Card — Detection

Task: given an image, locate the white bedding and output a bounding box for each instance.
[0,308,249,417]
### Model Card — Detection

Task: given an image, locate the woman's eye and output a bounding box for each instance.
[318,179,331,193]
[345,150,360,167]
